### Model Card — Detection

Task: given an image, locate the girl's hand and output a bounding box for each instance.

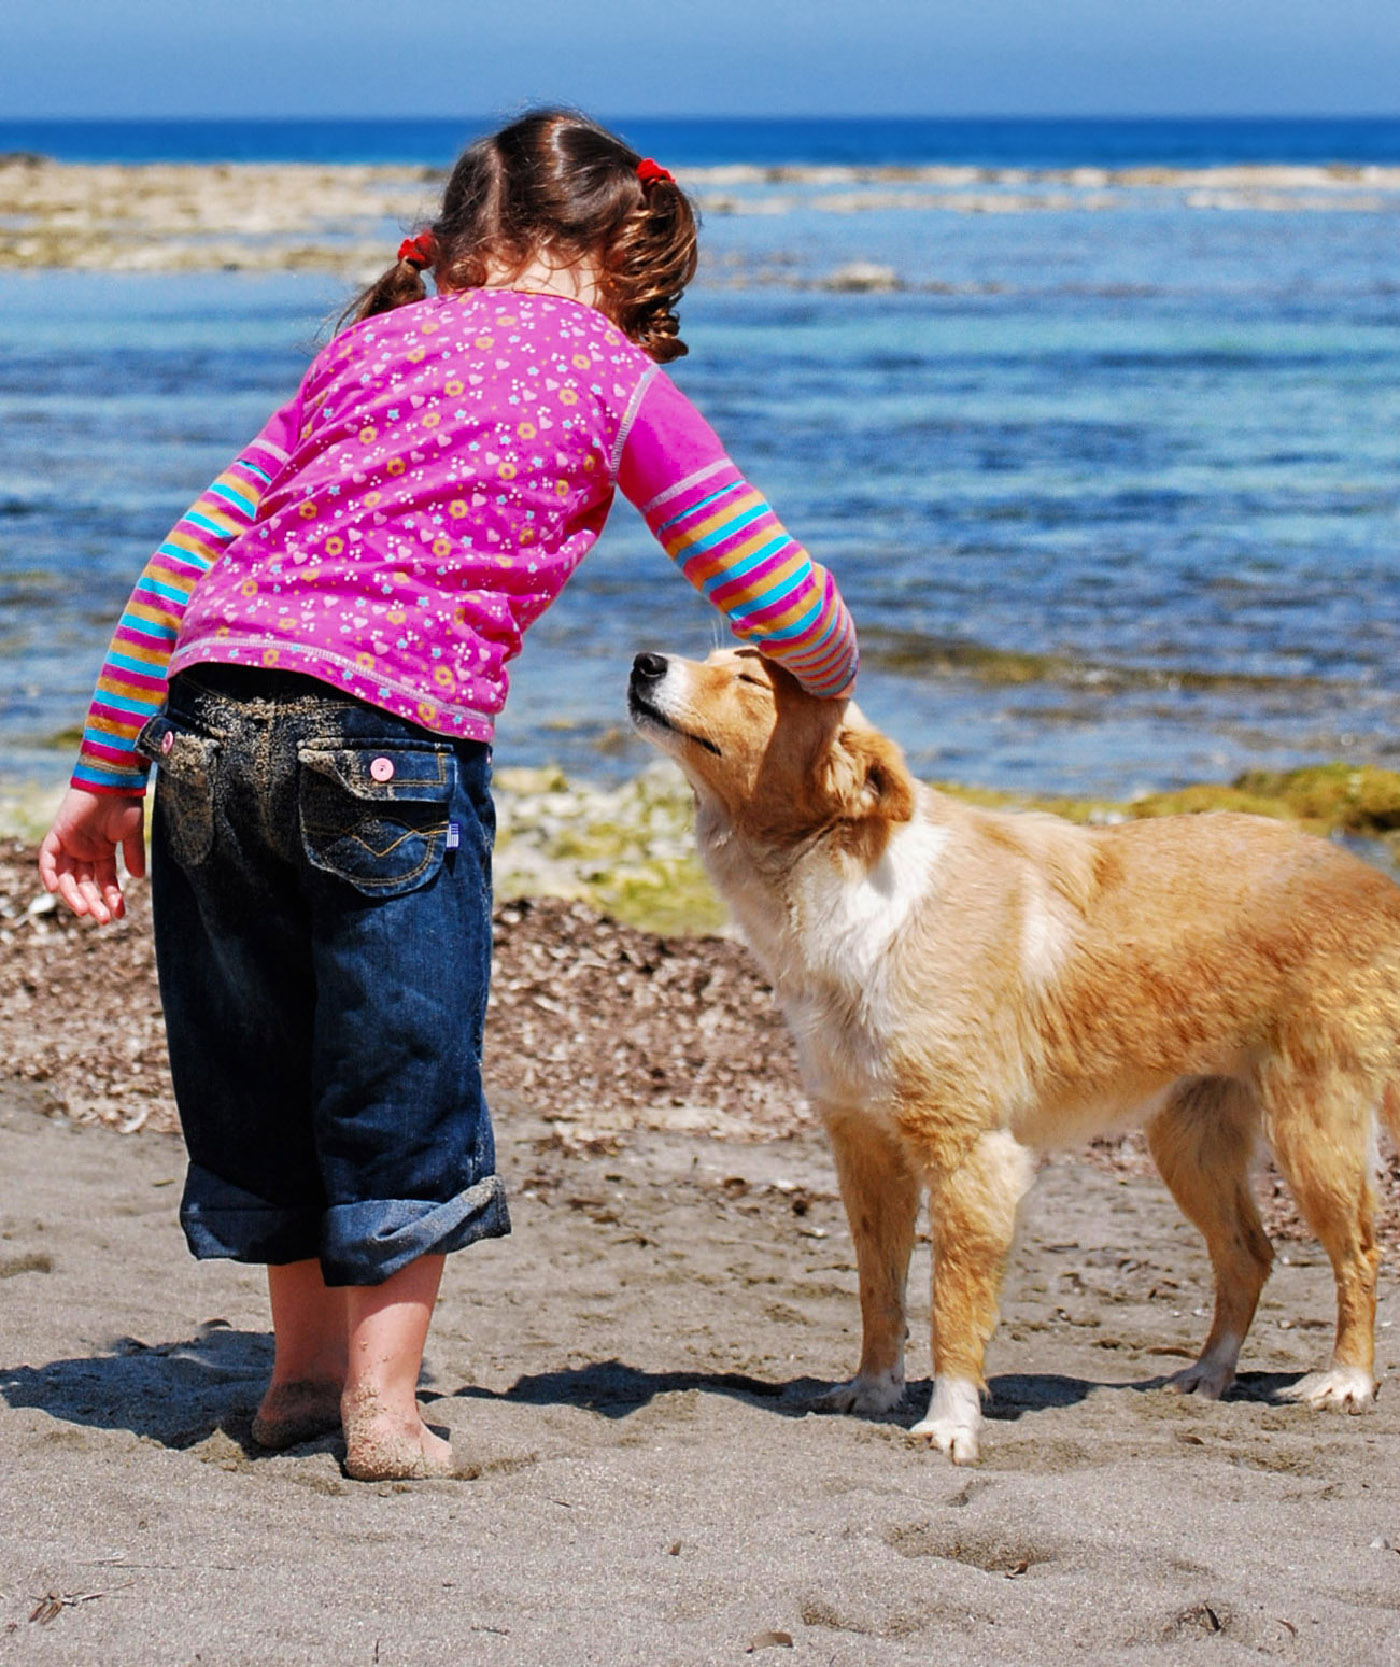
[38,787,147,924]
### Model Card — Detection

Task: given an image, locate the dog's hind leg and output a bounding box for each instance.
[1262,1065,1380,1410]
[1146,1075,1273,1399]
[817,1109,920,1415]
[911,1129,1036,1465]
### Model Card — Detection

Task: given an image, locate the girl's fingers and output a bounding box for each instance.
[97,856,126,920]
[55,867,91,918]
[77,871,112,924]
[38,792,147,922]
[122,824,147,881]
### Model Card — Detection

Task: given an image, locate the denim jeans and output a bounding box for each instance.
[139,664,509,1286]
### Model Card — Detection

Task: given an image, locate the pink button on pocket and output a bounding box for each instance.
[159,732,174,756]
[369,757,395,782]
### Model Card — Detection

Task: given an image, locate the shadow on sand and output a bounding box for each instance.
[2,1331,1307,1451]
[453,1359,1308,1424]
[0,1323,272,1452]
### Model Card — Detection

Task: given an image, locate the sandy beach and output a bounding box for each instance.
[5,1072,1400,1664]
[2,838,1400,1664]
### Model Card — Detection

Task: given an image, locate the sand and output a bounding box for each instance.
[4,1062,1400,1663]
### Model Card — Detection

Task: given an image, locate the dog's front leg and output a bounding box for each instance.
[816,1107,919,1415]
[913,1129,1036,1464]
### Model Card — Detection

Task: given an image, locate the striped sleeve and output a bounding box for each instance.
[616,372,858,697]
[71,401,299,795]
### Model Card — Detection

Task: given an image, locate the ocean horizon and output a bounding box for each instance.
[4,114,1400,168]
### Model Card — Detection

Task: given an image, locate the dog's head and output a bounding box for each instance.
[627,648,914,848]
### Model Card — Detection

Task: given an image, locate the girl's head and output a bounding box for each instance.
[350,109,699,362]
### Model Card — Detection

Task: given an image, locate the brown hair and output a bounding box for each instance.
[346,109,699,362]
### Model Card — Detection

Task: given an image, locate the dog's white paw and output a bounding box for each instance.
[1276,1365,1377,1412]
[814,1367,905,1415]
[909,1375,982,1465]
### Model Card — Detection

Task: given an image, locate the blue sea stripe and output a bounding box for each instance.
[695,534,795,599]
[238,460,273,484]
[655,478,748,536]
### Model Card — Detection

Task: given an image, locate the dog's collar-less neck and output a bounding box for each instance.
[707,809,859,875]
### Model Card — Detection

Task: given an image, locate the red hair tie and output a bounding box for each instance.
[635,158,674,189]
[397,232,437,269]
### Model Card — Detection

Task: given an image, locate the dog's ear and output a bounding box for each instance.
[820,725,916,823]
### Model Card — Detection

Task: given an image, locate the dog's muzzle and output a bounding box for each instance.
[627,652,721,756]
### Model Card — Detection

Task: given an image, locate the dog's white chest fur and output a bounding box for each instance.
[793,805,948,988]
[709,802,948,1107]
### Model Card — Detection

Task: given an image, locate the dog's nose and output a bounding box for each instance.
[632,651,668,683]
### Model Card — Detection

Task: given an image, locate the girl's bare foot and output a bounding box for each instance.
[341,1385,455,1481]
[340,1253,452,1480]
[253,1260,348,1450]
[251,1378,345,1451]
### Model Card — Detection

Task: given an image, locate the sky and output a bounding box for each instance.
[3,0,1396,119]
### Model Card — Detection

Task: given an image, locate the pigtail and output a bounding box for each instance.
[608,173,697,363]
[339,233,438,331]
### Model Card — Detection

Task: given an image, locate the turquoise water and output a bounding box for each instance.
[3,195,1398,796]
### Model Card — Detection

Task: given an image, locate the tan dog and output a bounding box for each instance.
[628,646,1400,1463]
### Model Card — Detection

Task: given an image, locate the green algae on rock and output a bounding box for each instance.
[492,762,726,936]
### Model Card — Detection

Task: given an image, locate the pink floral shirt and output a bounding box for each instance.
[75,290,858,793]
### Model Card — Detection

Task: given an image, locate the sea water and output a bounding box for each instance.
[2,119,1397,797]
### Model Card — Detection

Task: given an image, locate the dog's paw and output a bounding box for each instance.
[1275,1365,1377,1412]
[909,1375,982,1466]
[813,1368,905,1416]
[1161,1358,1235,1400]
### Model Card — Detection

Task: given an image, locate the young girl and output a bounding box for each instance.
[39,109,858,1481]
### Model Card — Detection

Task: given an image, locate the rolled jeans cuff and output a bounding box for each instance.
[322,1178,512,1286]
[180,1164,511,1285]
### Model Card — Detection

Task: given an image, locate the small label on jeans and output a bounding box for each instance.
[446,821,460,849]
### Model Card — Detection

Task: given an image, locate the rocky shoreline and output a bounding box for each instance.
[3,156,1397,277]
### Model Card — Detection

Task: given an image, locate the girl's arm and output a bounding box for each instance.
[42,397,301,922]
[72,397,301,795]
[616,371,858,697]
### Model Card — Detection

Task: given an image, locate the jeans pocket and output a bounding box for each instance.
[298,743,457,898]
[138,713,220,869]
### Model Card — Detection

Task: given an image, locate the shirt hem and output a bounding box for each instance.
[168,639,500,744]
